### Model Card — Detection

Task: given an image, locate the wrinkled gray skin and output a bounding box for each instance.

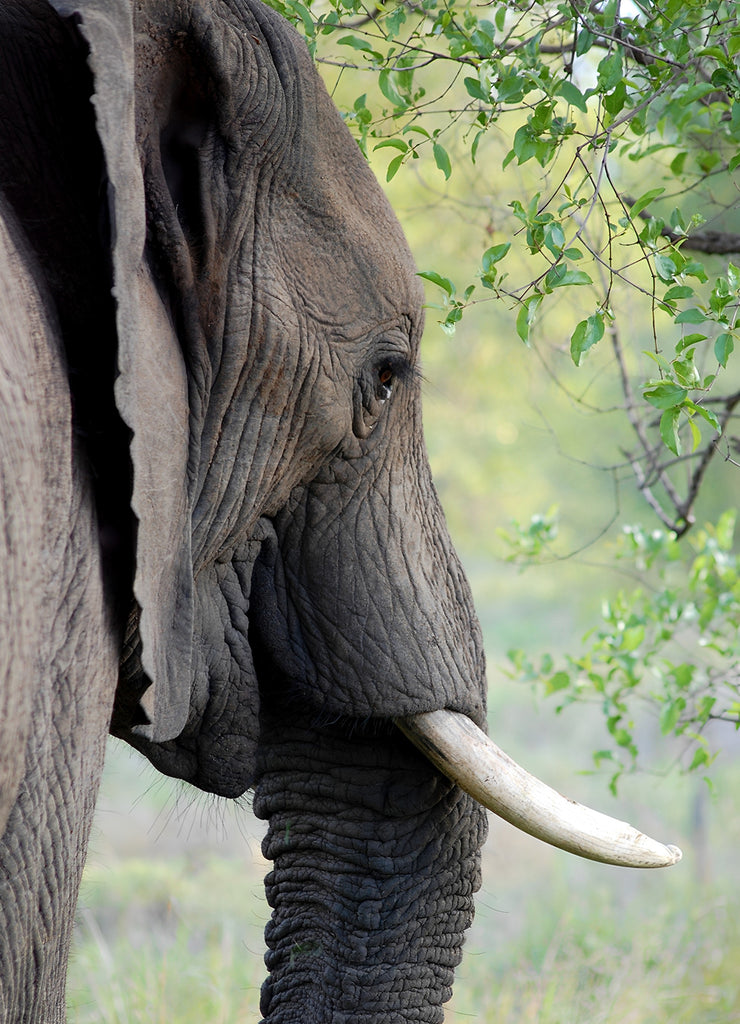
[0,1,488,1021]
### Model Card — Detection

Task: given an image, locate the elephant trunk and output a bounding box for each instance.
[253,710,487,1024]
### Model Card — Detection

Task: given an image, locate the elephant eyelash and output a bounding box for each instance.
[375,356,417,387]
[374,357,417,403]
[375,365,394,402]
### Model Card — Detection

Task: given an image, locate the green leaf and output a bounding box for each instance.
[715,333,735,367]
[687,402,721,433]
[660,407,682,455]
[544,223,565,255]
[352,93,371,125]
[715,508,737,550]
[546,265,593,289]
[621,625,644,652]
[570,314,605,366]
[675,308,707,324]
[696,45,728,61]
[654,254,676,283]
[669,208,687,234]
[671,664,695,691]
[663,285,694,301]
[471,128,485,164]
[496,73,526,105]
[593,749,614,764]
[373,139,409,153]
[670,151,688,175]
[556,80,588,113]
[660,698,686,736]
[508,124,555,167]
[688,417,702,452]
[603,79,627,115]
[576,28,594,57]
[384,5,406,38]
[471,21,496,57]
[613,727,634,750]
[643,382,688,410]
[643,350,673,374]
[676,333,706,352]
[418,270,455,298]
[689,747,710,771]
[711,68,736,91]
[629,187,665,218]
[379,69,406,108]
[530,101,554,133]
[337,34,377,53]
[289,0,316,36]
[464,76,489,102]
[386,153,404,181]
[685,261,708,283]
[433,141,452,180]
[676,82,716,105]
[442,304,463,335]
[545,671,571,694]
[672,355,700,386]
[481,243,510,271]
[516,293,543,344]
[597,51,623,92]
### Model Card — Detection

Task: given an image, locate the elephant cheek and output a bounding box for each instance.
[264,473,487,724]
[121,539,267,799]
[186,552,265,796]
[247,523,319,698]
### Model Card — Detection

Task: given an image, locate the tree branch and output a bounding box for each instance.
[661,228,740,256]
[623,197,740,255]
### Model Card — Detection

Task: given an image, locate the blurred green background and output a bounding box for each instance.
[69,52,740,1024]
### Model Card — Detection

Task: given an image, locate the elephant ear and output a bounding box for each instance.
[50,0,192,742]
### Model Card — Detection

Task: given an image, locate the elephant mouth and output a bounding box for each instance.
[397,711,682,869]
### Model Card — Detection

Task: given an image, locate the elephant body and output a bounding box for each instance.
[0,1,487,1020]
[0,200,118,1021]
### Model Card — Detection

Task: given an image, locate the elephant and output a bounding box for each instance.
[0,0,680,1021]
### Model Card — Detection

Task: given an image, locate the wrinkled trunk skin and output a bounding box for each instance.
[254,702,487,1024]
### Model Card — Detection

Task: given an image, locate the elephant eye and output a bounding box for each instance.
[375,365,394,402]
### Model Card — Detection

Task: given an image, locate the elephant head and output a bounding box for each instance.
[0,0,680,1020]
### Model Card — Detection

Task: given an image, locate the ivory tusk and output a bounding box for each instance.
[396,709,682,869]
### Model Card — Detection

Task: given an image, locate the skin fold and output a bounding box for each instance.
[0,1,488,1020]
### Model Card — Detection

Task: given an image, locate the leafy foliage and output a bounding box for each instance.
[507,510,740,791]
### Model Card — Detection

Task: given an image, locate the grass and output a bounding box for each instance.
[68,852,740,1023]
[69,857,267,1022]
[446,885,740,1023]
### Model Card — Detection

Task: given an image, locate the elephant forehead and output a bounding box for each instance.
[266,190,422,334]
[290,161,421,322]
[263,137,423,334]
[255,5,424,324]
